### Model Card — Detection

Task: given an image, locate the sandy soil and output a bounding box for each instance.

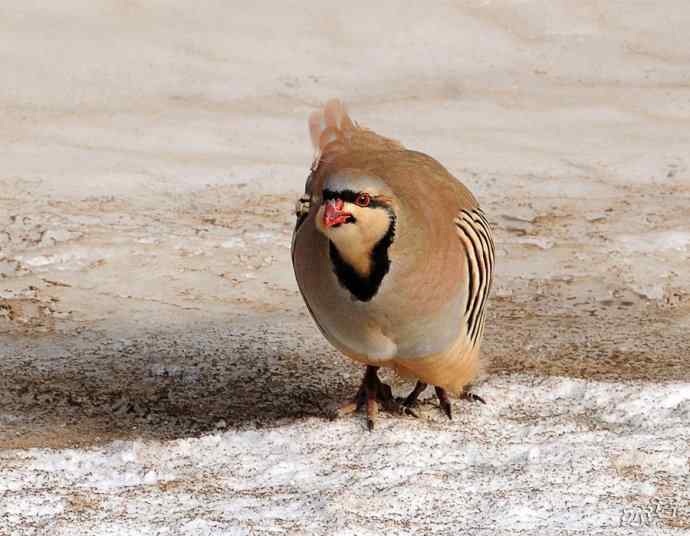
[1,2,689,534]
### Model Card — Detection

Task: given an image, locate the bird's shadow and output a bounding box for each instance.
[0,319,362,447]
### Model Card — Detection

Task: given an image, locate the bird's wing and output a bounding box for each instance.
[453,207,495,349]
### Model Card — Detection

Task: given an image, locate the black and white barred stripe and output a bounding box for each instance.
[454,208,495,347]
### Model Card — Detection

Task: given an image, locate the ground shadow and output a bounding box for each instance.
[1,298,688,448]
[0,317,363,448]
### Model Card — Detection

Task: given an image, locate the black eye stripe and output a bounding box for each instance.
[323,189,357,202]
[322,189,388,208]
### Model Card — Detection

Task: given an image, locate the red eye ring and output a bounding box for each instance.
[355,193,371,207]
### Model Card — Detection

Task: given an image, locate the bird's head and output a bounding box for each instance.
[314,173,396,277]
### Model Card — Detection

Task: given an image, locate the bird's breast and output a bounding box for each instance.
[293,221,465,362]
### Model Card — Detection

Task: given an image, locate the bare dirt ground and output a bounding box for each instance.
[1,178,689,450]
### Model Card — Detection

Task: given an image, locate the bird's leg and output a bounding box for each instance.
[435,386,453,420]
[401,381,428,408]
[365,366,380,431]
[335,365,400,430]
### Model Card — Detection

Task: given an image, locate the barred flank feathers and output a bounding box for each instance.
[454,208,495,348]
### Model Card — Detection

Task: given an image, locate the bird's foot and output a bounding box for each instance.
[335,366,409,430]
[395,381,428,419]
[438,387,487,419]
[399,383,486,420]
[460,390,487,405]
[399,381,452,419]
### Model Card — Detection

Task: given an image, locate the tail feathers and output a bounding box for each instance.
[308,99,354,152]
[307,99,403,167]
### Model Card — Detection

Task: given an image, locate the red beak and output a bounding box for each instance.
[323,199,352,227]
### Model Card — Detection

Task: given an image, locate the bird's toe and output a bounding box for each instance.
[460,391,487,405]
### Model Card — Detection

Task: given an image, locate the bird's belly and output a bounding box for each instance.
[307,302,399,364]
[302,286,464,365]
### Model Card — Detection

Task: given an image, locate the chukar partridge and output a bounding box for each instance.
[292,100,494,429]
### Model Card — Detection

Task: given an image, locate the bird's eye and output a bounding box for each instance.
[355,193,371,207]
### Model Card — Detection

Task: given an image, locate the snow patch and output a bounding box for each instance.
[618,231,690,253]
[14,248,110,272]
[221,237,246,249]
[2,376,687,534]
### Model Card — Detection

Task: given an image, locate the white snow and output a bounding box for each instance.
[618,232,690,254]
[2,376,688,534]
[14,248,111,272]
[221,238,246,249]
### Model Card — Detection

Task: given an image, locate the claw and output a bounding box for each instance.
[335,372,484,427]
[402,406,419,418]
[335,401,359,417]
[461,391,487,405]
[335,382,367,418]
[334,366,400,430]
